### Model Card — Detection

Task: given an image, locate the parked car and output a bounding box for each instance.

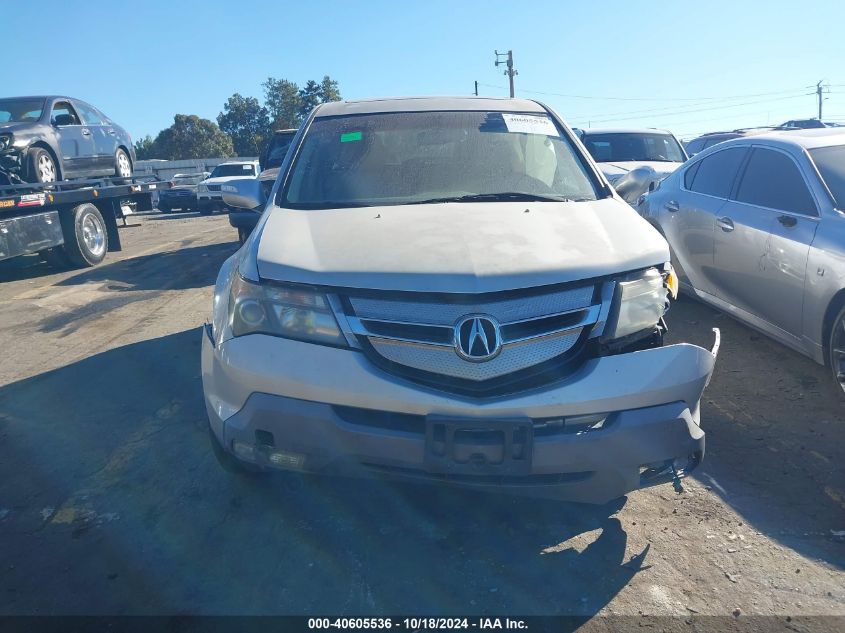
[158,172,208,213]
[207,96,718,504]
[197,160,259,215]
[229,129,298,244]
[637,128,845,394]
[0,96,134,184]
[779,119,830,129]
[684,127,784,156]
[578,128,688,204]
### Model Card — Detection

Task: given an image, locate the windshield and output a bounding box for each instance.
[210,163,256,178]
[265,133,296,169]
[0,98,45,123]
[281,111,600,209]
[810,145,845,207]
[582,132,687,163]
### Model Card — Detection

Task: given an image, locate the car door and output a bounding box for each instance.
[712,146,818,336]
[50,100,96,176]
[73,100,114,174]
[661,146,748,296]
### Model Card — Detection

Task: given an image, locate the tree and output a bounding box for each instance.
[217,93,271,157]
[134,135,156,160]
[298,80,323,121]
[318,75,341,103]
[263,77,303,130]
[152,114,234,160]
[263,75,343,130]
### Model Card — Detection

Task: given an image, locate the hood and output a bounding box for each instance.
[598,161,683,180]
[255,199,668,293]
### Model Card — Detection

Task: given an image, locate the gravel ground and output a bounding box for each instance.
[0,211,842,622]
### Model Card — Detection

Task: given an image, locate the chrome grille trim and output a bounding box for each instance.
[346,303,601,346]
[348,285,595,326]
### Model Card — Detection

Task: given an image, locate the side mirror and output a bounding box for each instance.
[222,178,265,210]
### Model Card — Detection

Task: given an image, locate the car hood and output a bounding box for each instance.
[599,161,683,179]
[255,199,668,293]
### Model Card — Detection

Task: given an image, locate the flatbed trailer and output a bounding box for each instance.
[0,176,169,268]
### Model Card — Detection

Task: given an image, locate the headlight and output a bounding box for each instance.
[606,267,669,339]
[228,275,346,346]
[0,134,11,151]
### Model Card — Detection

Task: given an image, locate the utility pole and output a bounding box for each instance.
[474,80,478,96]
[817,80,825,120]
[494,50,517,97]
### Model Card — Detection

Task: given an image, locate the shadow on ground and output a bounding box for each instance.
[0,328,645,615]
[667,297,845,568]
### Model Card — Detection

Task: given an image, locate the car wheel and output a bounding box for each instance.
[828,305,845,397]
[115,149,132,178]
[25,147,59,183]
[208,422,266,475]
[61,203,108,267]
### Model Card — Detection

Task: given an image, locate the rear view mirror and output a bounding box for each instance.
[222,178,265,210]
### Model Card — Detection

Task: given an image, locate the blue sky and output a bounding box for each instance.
[7,0,845,140]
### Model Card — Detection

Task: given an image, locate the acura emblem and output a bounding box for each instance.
[454,315,502,362]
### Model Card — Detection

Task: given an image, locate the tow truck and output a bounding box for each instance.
[0,175,168,268]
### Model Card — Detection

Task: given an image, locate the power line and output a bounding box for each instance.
[475,82,810,103]
[569,94,811,125]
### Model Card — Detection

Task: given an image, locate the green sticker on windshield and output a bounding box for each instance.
[340,131,362,143]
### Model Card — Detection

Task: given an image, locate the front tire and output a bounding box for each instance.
[115,149,132,178]
[60,203,108,267]
[25,147,59,183]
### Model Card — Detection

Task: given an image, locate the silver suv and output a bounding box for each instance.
[206,96,718,504]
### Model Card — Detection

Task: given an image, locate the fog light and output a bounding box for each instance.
[269,450,305,469]
[232,441,256,462]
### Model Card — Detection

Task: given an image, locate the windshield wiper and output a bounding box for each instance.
[405,192,571,205]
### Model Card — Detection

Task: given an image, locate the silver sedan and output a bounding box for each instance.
[638,129,845,394]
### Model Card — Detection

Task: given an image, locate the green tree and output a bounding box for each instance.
[133,135,156,160]
[263,77,303,130]
[217,93,271,157]
[263,75,342,129]
[298,80,323,121]
[152,114,234,160]
[318,75,341,103]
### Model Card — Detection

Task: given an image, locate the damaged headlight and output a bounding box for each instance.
[606,267,669,340]
[228,275,347,346]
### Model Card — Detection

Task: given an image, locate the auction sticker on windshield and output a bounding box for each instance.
[502,113,558,136]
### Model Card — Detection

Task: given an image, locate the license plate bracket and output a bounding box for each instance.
[424,416,533,476]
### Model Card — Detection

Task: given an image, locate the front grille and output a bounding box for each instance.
[207,184,221,192]
[339,283,610,396]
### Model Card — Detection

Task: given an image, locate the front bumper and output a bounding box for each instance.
[202,329,717,504]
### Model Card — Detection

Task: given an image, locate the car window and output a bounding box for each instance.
[686,147,747,198]
[282,110,600,209]
[51,101,81,125]
[265,133,296,169]
[0,98,45,123]
[809,145,845,208]
[210,164,256,178]
[735,148,816,215]
[74,101,105,125]
[683,161,701,189]
[685,139,704,155]
[582,132,686,163]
